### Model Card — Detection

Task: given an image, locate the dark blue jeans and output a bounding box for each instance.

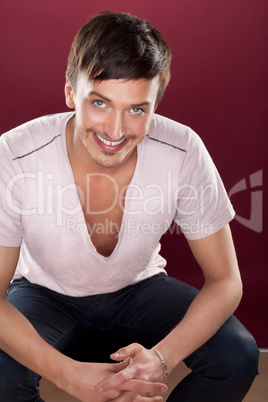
[1,274,259,401]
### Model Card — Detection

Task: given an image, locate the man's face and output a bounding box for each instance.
[65,73,159,169]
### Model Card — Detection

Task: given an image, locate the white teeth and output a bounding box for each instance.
[95,132,125,146]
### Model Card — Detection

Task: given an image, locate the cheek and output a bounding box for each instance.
[131,117,152,137]
[78,102,103,127]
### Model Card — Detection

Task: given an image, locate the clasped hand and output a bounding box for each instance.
[97,343,168,401]
[64,343,167,401]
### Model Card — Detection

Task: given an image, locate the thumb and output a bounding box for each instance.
[112,357,132,372]
[110,343,143,361]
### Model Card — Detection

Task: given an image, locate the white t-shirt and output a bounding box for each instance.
[0,112,235,296]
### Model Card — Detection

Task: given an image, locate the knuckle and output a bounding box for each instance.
[104,389,120,399]
[132,342,142,350]
[142,373,151,382]
[122,370,132,381]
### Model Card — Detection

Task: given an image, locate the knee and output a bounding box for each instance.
[231,332,259,379]
[182,319,259,401]
[211,322,260,393]
[0,350,41,401]
[220,332,260,400]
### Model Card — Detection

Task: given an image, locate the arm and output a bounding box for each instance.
[0,246,166,401]
[98,224,242,390]
[0,246,80,396]
[155,223,242,372]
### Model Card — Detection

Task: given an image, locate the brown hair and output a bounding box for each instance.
[66,11,171,105]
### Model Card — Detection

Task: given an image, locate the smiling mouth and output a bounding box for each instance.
[94,132,126,146]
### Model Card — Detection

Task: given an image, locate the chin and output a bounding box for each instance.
[89,153,124,169]
[95,160,122,169]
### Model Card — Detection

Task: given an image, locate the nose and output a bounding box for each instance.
[105,111,125,140]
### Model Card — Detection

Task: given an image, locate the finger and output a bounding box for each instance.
[136,396,163,402]
[108,391,163,402]
[111,343,143,361]
[119,379,167,395]
[98,367,134,392]
[97,359,132,398]
[112,358,132,372]
[108,391,138,402]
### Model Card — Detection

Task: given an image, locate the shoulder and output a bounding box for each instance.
[147,114,202,154]
[0,112,73,161]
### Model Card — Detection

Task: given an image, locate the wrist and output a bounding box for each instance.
[153,341,182,374]
[50,355,77,391]
[151,349,168,382]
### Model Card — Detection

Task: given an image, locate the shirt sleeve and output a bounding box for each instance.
[0,135,23,247]
[174,129,235,240]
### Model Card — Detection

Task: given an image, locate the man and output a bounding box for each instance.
[0,11,259,401]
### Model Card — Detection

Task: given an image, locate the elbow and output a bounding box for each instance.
[232,274,243,311]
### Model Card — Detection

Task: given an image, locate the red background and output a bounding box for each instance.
[0,1,267,346]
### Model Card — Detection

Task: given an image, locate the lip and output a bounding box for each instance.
[93,132,128,153]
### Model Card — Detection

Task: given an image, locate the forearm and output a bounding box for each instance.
[154,276,242,373]
[0,297,72,389]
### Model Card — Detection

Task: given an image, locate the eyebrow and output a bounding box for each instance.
[88,90,152,108]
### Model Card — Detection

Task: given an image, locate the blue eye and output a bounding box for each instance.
[93,100,106,108]
[131,108,144,115]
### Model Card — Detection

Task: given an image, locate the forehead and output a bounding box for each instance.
[75,73,160,104]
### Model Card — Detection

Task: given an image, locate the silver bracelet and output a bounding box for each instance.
[152,349,168,382]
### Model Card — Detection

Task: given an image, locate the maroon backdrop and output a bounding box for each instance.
[1,1,267,346]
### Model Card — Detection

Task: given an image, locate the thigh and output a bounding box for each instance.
[7,280,83,352]
[112,274,199,346]
[184,314,259,377]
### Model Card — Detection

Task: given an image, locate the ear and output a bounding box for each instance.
[64,79,75,109]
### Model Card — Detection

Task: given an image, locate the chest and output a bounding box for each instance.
[74,172,131,257]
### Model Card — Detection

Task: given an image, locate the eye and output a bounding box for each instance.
[93,100,106,108]
[130,108,145,115]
